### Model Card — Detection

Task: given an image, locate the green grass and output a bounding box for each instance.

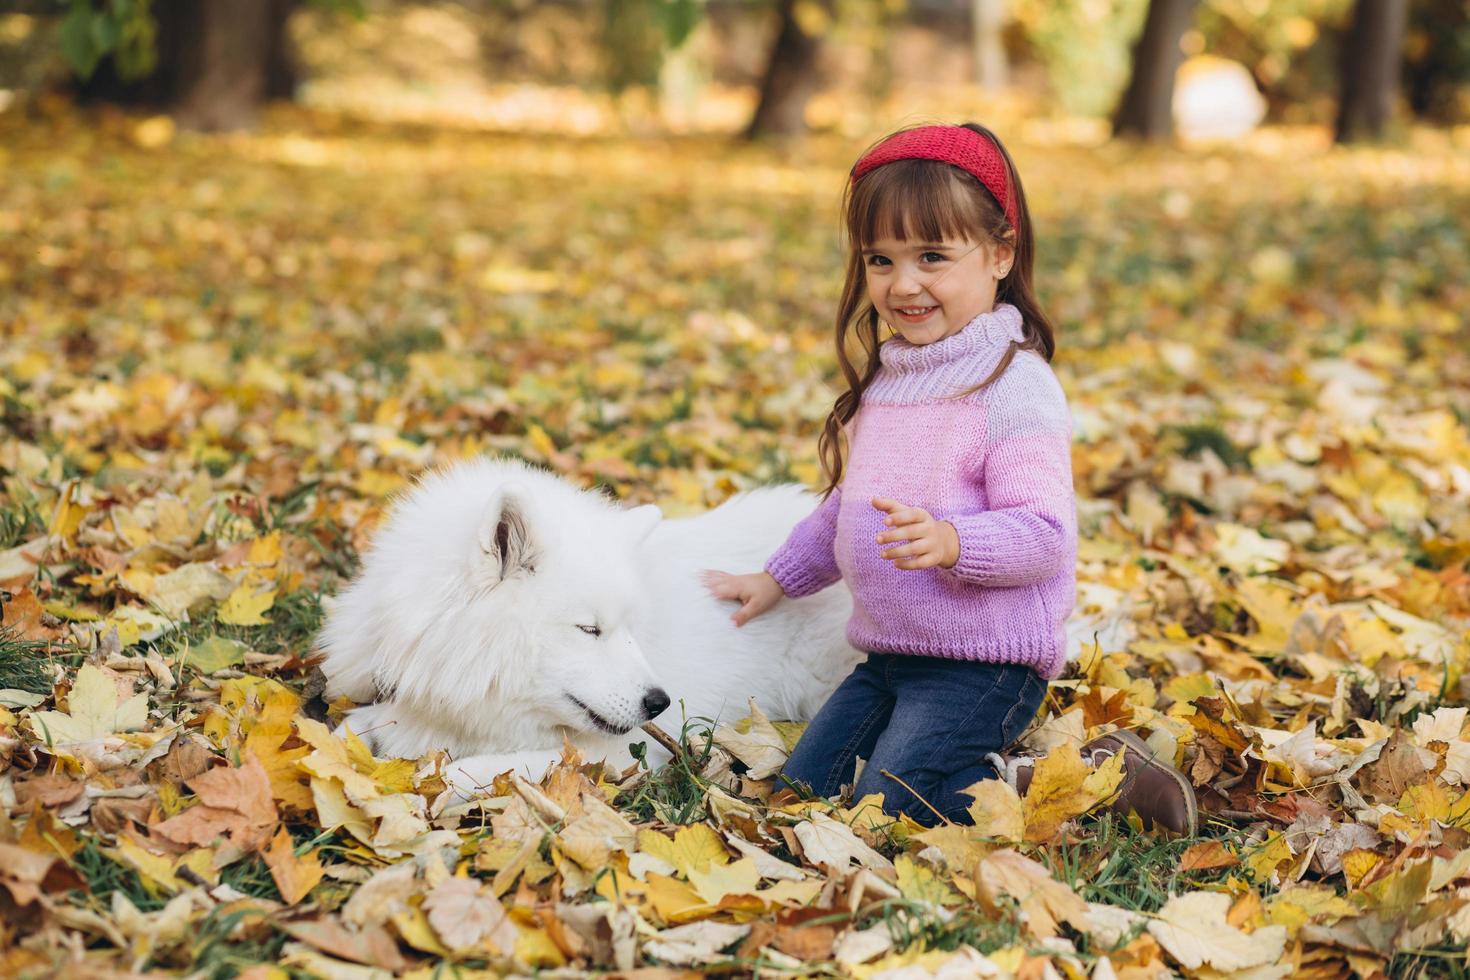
[1161,422,1248,469]
[152,585,328,672]
[65,838,168,913]
[615,713,722,825]
[182,906,294,979]
[1042,813,1246,915]
[0,497,45,549]
[869,897,1027,955]
[0,624,61,694]
[1390,947,1470,980]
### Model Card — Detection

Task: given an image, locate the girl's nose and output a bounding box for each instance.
[894,267,924,296]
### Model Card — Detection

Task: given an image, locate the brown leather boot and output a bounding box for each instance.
[989,730,1199,836]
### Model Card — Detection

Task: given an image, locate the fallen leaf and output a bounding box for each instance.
[264,826,325,905]
[976,848,1087,938]
[422,875,518,953]
[643,921,750,966]
[27,663,149,745]
[1147,891,1287,971]
[152,752,278,855]
[711,698,788,779]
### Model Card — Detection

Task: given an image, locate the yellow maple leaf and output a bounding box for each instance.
[636,824,730,877]
[218,582,276,625]
[912,823,995,875]
[1242,831,1293,883]
[895,854,963,907]
[644,872,712,924]
[28,663,148,745]
[962,777,1025,842]
[297,717,383,802]
[1148,891,1287,971]
[1022,742,1116,843]
[525,423,559,461]
[686,857,761,904]
[391,907,455,957]
[515,927,567,968]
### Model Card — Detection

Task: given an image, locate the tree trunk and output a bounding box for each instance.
[72,0,298,132]
[971,0,1009,90]
[745,0,833,139]
[1402,0,1469,124]
[264,0,303,102]
[172,0,272,132]
[1334,0,1409,142]
[1111,0,1198,141]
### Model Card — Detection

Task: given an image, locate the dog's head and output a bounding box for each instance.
[463,482,671,738]
[322,460,673,755]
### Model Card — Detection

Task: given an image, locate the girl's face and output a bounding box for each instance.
[862,234,1014,346]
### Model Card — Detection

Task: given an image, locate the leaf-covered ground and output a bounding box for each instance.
[2,103,1470,978]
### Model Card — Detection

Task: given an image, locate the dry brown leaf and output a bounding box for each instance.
[279,917,410,971]
[263,826,326,905]
[791,812,894,876]
[152,751,278,854]
[341,863,417,931]
[422,875,517,953]
[0,842,84,907]
[1178,840,1238,872]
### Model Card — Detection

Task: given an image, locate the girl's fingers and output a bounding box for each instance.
[885,538,943,568]
[876,517,923,540]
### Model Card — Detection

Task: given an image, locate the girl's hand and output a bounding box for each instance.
[701,569,785,627]
[873,497,961,570]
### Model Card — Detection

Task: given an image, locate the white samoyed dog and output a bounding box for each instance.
[317,457,863,796]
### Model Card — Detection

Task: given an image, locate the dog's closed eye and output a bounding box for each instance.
[576,624,601,637]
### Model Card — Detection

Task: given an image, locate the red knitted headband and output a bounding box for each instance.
[851,125,1019,231]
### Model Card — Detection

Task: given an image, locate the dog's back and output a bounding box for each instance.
[638,485,861,726]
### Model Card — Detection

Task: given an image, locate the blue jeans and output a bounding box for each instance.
[780,654,1046,827]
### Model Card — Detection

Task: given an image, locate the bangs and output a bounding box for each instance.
[849,160,985,248]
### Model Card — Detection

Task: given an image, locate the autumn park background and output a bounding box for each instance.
[1,1,1469,977]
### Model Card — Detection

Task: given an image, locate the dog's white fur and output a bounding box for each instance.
[317,457,862,793]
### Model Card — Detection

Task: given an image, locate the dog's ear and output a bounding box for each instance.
[479,486,537,580]
[625,503,662,545]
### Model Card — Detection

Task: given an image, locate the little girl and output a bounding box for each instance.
[705,123,1195,832]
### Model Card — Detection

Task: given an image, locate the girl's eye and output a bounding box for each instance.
[577,624,601,637]
[866,255,891,267]
[921,252,947,263]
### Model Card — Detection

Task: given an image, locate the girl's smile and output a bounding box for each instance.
[863,235,1013,346]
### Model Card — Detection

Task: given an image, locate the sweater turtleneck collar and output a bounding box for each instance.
[878,303,1025,374]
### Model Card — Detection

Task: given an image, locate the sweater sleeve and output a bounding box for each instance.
[764,485,843,598]
[941,356,1076,588]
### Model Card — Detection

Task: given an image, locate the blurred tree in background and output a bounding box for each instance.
[1334,0,1408,143]
[1007,0,1151,118]
[1403,0,1469,123]
[4,0,1466,139]
[37,0,356,130]
[1110,0,1198,140]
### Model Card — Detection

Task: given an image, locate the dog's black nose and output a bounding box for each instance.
[642,688,671,719]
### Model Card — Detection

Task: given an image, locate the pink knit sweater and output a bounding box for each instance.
[764,303,1077,679]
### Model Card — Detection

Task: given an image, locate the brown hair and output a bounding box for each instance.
[816,122,1055,498]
